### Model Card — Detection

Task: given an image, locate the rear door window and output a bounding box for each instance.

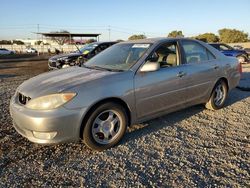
[182,41,214,63]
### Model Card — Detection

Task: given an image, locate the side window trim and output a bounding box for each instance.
[206,49,216,61]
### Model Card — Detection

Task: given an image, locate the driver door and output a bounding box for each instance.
[134,41,187,120]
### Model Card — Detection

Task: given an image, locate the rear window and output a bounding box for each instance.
[210,44,220,50]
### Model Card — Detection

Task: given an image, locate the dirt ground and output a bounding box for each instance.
[0,60,249,187]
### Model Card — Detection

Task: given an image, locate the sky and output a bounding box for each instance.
[0,0,249,41]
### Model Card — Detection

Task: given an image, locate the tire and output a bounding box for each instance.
[205,80,228,110]
[83,102,128,151]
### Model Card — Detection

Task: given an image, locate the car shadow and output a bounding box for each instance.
[121,88,250,145]
[0,65,27,70]
[0,74,17,79]
[224,88,250,107]
[121,105,204,145]
[237,72,250,91]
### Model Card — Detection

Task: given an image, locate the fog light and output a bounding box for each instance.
[62,64,70,68]
[33,131,57,140]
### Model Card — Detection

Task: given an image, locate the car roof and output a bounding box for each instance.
[120,37,175,44]
[120,37,203,44]
[209,43,224,45]
[91,41,117,45]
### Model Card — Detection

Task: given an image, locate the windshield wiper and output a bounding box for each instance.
[83,65,123,72]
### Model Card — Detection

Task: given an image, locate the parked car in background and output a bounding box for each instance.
[233,45,243,50]
[48,42,117,70]
[0,48,15,55]
[244,48,250,55]
[48,47,61,55]
[209,43,249,63]
[10,38,241,150]
[26,47,37,53]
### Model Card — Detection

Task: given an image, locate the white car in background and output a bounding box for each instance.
[26,48,37,53]
[0,48,15,55]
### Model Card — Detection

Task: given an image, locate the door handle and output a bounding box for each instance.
[213,65,219,69]
[177,71,186,77]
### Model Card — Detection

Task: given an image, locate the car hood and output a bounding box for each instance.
[17,67,117,98]
[223,49,246,53]
[49,52,81,60]
[236,49,247,53]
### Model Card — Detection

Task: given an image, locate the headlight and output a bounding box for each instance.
[26,93,76,110]
[58,57,68,61]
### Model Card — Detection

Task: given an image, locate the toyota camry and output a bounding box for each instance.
[10,38,241,150]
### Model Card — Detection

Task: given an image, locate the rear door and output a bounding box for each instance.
[179,40,219,105]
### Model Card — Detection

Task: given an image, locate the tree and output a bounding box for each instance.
[50,30,70,45]
[128,34,146,40]
[116,39,124,42]
[168,30,184,38]
[218,28,248,43]
[194,33,219,42]
[12,40,25,45]
[35,40,43,45]
[0,40,12,44]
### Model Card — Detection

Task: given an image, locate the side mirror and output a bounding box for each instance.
[140,61,160,72]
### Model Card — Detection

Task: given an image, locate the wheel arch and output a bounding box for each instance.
[218,77,229,91]
[208,77,229,100]
[79,97,131,139]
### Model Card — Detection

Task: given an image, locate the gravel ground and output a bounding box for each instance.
[0,60,250,187]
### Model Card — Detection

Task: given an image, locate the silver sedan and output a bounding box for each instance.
[10,38,241,150]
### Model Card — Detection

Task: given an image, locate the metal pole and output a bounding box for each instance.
[42,35,43,55]
[37,24,39,41]
[108,25,111,41]
[37,24,40,56]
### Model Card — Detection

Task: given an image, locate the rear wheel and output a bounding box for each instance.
[205,80,228,110]
[83,102,128,151]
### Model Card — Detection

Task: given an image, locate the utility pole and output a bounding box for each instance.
[108,25,111,41]
[37,24,40,55]
[37,24,40,41]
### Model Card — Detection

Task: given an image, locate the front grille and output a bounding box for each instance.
[18,93,31,105]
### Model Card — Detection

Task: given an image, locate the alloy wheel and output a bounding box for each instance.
[213,84,225,106]
[91,110,122,145]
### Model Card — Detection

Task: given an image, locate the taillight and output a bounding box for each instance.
[237,62,242,75]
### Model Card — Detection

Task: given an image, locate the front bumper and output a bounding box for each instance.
[10,96,86,144]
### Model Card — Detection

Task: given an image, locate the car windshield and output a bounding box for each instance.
[84,43,151,71]
[79,43,98,54]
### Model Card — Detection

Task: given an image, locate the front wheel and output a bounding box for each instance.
[83,102,128,151]
[205,80,228,110]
